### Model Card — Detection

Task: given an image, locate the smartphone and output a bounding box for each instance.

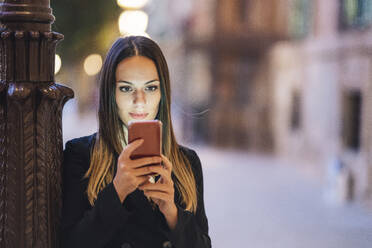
[128,120,162,183]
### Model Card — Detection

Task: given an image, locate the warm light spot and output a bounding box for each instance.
[117,0,150,9]
[55,54,61,75]
[118,10,148,36]
[83,54,103,76]
[122,31,151,38]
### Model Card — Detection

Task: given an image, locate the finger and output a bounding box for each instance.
[138,175,154,187]
[153,172,173,186]
[137,165,170,180]
[159,176,165,184]
[140,183,170,193]
[143,191,171,201]
[121,139,144,160]
[131,164,163,176]
[154,168,173,185]
[161,154,172,172]
[152,198,161,206]
[141,189,171,195]
[131,156,162,168]
[130,175,148,188]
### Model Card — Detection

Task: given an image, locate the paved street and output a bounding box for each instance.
[196,147,372,248]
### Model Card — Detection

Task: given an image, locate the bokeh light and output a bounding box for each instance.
[122,31,151,38]
[83,54,103,76]
[117,0,150,9]
[118,10,148,36]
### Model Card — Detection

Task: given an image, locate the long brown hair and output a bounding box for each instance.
[84,36,197,213]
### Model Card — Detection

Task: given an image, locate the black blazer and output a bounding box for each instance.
[60,133,211,248]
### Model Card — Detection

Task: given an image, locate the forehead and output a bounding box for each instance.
[116,56,159,82]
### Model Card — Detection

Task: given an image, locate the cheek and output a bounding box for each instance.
[145,92,161,117]
[149,92,161,109]
[116,96,132,123]
[116,92,131,110]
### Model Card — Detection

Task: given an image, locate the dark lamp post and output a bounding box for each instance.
[0,0,73,247]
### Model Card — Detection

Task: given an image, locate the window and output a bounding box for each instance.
[342,90,362,150]
[288,0,312,38]
[339,0,372,30]
[290,90,302,131]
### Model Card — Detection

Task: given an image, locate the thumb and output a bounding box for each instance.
[153,198,161,206]
[119,138,144,161]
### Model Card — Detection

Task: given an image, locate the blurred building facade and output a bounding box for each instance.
[182,0,292,151]
[182,0,372,208]
[270,0,372,208]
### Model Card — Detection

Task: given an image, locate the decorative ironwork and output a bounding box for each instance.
[0,0,74,247]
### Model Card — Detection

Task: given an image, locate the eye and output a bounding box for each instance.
[145,85,159,92]
[119,86,133,92]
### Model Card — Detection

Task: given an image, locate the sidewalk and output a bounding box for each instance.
[194,146,372,248]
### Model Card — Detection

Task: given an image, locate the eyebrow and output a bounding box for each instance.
[117,79,159,85]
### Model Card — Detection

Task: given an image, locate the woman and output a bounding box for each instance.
[61,36,211,248]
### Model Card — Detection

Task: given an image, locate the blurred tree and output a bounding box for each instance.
[51,0,121,62]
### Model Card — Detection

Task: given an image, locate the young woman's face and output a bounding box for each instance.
[115,56,161,126]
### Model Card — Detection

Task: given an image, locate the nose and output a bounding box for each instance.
[133,89,146,104]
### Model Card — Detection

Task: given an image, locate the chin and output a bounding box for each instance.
[126,116,154,123]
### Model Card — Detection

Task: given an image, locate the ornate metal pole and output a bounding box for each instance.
[0,0,73,247]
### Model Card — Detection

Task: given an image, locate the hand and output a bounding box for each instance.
[113,139,162,203]
[138,155,177,226]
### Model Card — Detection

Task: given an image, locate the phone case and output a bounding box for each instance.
[128,120,162,160]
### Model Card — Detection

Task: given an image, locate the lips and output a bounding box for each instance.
[129,112,149,119]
